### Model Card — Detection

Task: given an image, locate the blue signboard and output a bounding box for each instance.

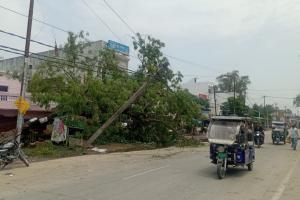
[107,40,129,55]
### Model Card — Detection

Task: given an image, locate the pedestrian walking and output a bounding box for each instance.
[290,124,298,150]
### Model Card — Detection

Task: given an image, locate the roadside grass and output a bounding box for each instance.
[96,142,156,153]
[22,137,204,161]
[23,141,87,159]
[176,137,205,147]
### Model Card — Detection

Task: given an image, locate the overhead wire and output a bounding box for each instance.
[100,0,225,73]
[0,29,138,73]
[264,96,295,100]
[101,0,136,34]
[0,44,138,74]
[0,29,54,48]
[80,0,122,42]
[0,46,168,83]
[0,4,69,33]
[0,46,102,74]
[0,2,227,74]
[249,88,300,92]
[1,2,230,82]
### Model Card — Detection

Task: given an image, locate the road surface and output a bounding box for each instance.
[1,131,300,200]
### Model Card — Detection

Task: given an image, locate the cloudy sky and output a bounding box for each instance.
[1,0,300,112]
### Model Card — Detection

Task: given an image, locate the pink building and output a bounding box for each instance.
[0,73,50,132]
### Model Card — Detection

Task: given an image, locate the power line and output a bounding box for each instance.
[0,29,134,69]
[264,96,295,100]
[1,3,225,74]
[249,89,300,92]
[0,29,55,48]
[0,47,100,74]
[0,4,69,33]
[100,1,225,73]
[80,0,122,42]
[0,47,137,76]
[101,0,136,34]
[164,54,222,73]
[2,2,226,73]
[0,29,94,61]
[0,45,137,74]
[0,46,167,83]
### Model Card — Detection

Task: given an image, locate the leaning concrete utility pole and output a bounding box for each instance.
[87,80,151,145]
[16,0,34,143]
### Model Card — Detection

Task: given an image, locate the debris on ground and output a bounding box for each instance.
[91,147,107,153]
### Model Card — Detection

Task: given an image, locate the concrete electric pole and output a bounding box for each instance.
[16,0,34,143]
[233,76,236,115]
[213,85,217,116]
[263,96,266,128]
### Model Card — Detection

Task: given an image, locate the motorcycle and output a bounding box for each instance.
[0,139,29,170]
[254,131,264,148]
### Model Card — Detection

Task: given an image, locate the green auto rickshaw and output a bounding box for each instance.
[271,121,288,144]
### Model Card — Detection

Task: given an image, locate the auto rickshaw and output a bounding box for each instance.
[271,121,287,144]
[208,116,255,179]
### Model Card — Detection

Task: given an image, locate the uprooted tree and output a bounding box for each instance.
[29,32,206,146]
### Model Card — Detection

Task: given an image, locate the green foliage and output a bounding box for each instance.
[29,32,138,123]
[294,95,300,107]
[248,103,276,125]
[221,97,249,116]
[23,141,86,158]
[132,33,173,85]
[29,32,205,146]
[217,70,250,98]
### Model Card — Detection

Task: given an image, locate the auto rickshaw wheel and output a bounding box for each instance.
[217,160,226,179]
[247,162,253,171]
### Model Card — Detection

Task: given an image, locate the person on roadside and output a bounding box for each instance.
[290,124,299,150]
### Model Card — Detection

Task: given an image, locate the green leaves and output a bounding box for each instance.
[132,33,173,85]
[216,70,251,98]
[294,95,300,107]
[221,97,249,116]
[29,31,206,146]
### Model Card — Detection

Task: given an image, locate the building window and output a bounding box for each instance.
[0,95,7,101]
[0,85,8,92]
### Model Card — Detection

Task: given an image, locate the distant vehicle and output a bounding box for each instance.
[271,121,287,144]
[254,130,264,148]
[208,116,255,179]
[253,117,265,148]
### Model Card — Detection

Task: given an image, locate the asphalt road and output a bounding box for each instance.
[1,131,300,200]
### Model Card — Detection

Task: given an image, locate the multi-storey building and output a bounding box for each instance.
[0,40,129,74]
[0,40,130,132]
[181,78,234,116]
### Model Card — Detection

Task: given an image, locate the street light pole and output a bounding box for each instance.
[16,0,34,143]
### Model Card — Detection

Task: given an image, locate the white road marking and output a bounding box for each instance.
[122,165,170,180]
[271,156,299,200]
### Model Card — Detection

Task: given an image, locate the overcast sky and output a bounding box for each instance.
[1,0,300,112]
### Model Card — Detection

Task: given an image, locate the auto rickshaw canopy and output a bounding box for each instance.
[208,116,252,145]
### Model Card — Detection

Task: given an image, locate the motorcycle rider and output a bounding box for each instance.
[290,124,298,150]
[254,123,265,145]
